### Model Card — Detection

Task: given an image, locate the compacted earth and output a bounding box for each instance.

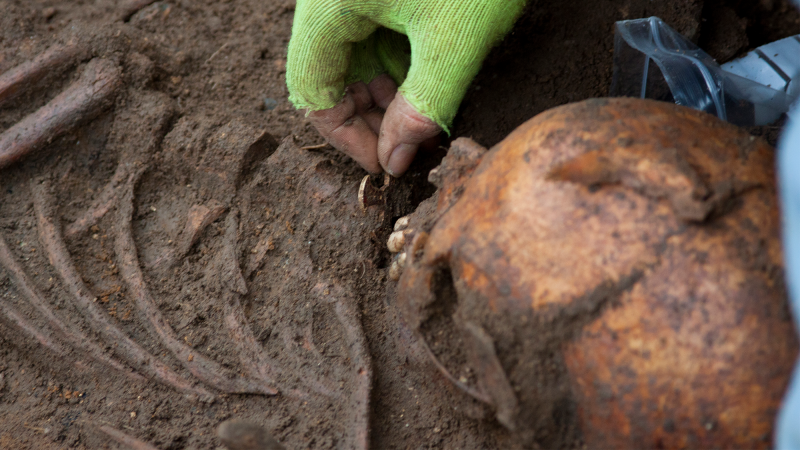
[0,0,798,448]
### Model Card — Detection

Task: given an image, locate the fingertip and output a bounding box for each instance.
[385,143,419,177]
[377,94,442,177]
[307,96,382,174]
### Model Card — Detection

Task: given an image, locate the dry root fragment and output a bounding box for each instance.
[0,58,122,170]
[148,200,228,270]
[0,230,141,380]
[0,41,89,107]
[114,174,271,395]
[98,425,160,450]
[32,179,213,400]
[244,238,273,277]
[217,420,285,450]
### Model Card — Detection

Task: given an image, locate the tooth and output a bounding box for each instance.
[394,216,410,232]
[387,230,407,253]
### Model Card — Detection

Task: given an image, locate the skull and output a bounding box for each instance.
[394,98,798,448]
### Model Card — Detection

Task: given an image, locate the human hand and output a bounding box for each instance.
[286,0,525,176]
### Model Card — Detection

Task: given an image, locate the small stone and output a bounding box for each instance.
[263,97,278,111]
[42,7,56,20]
[218,419,285,450]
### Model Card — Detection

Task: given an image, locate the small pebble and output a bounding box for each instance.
[218,419,285,450]
[263,97,278,111]
[42,7,56,20]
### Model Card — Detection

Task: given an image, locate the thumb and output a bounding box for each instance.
[377,93,441,177]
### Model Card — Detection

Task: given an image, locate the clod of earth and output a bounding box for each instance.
[394,98,798,448]
[217,419,285,450]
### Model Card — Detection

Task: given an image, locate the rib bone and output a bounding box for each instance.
[114,174,273,395]
[0,230,141,380]
[32,178,213,400]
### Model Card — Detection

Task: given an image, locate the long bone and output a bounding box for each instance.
[334,296,373,450]
[0,41,90,108]
[0,58,122,170]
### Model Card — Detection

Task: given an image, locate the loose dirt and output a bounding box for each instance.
[0,0,797,448]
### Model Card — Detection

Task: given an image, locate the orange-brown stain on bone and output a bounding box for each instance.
[397,98,797,448]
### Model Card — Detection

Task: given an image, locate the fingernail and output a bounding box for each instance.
[386,144,417,177]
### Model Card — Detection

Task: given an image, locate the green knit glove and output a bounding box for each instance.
[286,0,526,134]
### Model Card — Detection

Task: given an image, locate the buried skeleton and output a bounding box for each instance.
[0,0,799,449]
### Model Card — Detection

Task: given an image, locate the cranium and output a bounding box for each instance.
[394,98,798,448]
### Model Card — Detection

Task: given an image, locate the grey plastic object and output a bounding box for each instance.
[610,17,797,126]
[721,35,800,100]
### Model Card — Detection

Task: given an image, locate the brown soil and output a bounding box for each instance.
[0,0,797,449]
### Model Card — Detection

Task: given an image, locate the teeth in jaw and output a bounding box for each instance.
[393,216,410,232]
[387,230,407,253]
[389,259,402,281]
